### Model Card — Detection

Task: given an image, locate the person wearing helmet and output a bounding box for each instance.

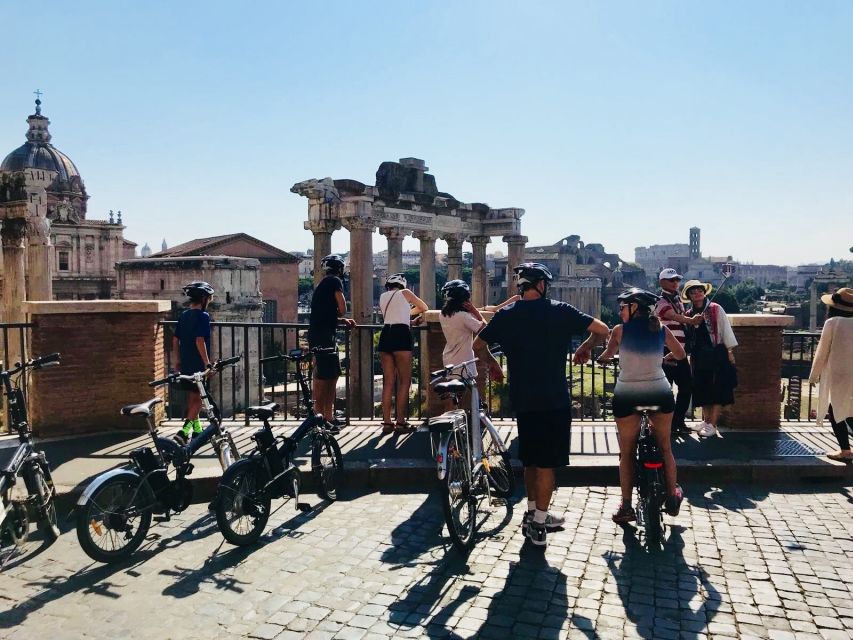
[172,282,215,444]
[597,287,686,524]
[308,254,356,429]
[377,273,428,434]
[655,268,703,436]
[475,262,610,548]
[438,279,486,386]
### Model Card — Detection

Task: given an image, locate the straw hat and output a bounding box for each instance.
[821,287,853,312]
[681,279,713,302]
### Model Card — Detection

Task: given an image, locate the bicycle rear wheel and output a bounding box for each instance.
[216,461,270,546]
[312,434,343,501]
[642,477,664,549]
[76,475,152,563]
[441,426,475,554]
[481,426,515,498]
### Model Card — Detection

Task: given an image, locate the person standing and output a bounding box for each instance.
[808,288,853,462]
[475,263,610,548]
[683,280,738,437]
[172,281,215,445]
[655,268,703,435]
[308,255,356,432]
[377,273,428,434]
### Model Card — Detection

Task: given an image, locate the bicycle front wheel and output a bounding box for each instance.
[481,426,515,498]
[441,426,475,554]
[216,461,270,546]
[312,434,343,501]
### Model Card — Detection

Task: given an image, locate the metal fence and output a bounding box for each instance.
[0,323,32,434]
[780,331,820,422]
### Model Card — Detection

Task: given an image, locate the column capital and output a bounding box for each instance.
[413,230,439,243]
[441,233,465,246]
[503,234,528,245]
[379,226,408,240]
[469,235,491,247]
[27,216,52,245]
[1,218,27,248]
[304,219,341,234]
[341,217,376,232]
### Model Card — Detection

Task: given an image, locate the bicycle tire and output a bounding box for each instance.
[441,426,475,554]
[76,475,152,563]
[32,463,59,542]
[481,428,515,498]
[312,434,343,501]
[216,460,270,546]
[217,431,240,470]
[643,477,664,549]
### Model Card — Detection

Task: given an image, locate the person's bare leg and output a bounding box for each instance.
[707,404,722,427]
[314,379,335,423]
[616,416,641,502]
[186,390,202,422]
[534,468,556,511]
[524,467,536,503]
[393,351,412,423]
[650,412,677,495]
[379,353,395,424]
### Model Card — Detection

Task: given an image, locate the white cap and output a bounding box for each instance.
[659,268,682,280]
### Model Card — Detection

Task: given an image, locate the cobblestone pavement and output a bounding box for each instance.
[1,485,852,639]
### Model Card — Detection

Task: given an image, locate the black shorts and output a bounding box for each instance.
[516,409,572,468]
[612,389,675,419]
[377,324,413,353]
[313,350,341,380]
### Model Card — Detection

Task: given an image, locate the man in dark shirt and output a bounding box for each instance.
[476,263,609,548]
[172,281,214,444]
[309,255,356,428]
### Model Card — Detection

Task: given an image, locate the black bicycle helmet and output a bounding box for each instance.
[182,281,215,298]
[617,287,660,309]
[441,279,471,301]
[321,254,346,275]
[513,262,553,286]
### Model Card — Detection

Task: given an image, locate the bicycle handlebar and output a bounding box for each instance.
[261,346,335,364]
[148,354,242,387]
[430,357,479,383]
[1,353,62,377]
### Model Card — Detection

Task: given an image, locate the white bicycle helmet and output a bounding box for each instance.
[386,273,407,288]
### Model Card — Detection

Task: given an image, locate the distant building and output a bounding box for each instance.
[149,233,299,322]
[735,264,788,287]
[634,243,690,279]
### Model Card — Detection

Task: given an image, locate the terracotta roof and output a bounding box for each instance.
[150,233,298,262]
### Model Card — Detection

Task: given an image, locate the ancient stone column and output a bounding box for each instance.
[503,234,528,274]
[306,219,339,286]
[343,217,376,417]
[1,219,29,366]
[380,227,406,276]
[444,233,464,282]
[26,216,53,301]
[414,231,438,308]
[470,235,490,308]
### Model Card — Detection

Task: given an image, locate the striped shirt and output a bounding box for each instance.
[655,290,687,346]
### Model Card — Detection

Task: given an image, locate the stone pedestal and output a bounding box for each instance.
[414,231,438,308]
[380,227,406,276]
[344,218,376,417]
[444,234,464,282]
[25,301,171,436]
[470,235,490,308]
[720,315,794,429]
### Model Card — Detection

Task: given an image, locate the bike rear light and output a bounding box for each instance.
[643,462,663,469]
[435,453,443,463]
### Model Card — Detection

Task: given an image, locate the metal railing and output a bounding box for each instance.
[0,323,32,433]
[781,331,820,422]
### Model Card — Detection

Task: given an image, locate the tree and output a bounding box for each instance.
[713,290,739,314]
[731,280,764,313]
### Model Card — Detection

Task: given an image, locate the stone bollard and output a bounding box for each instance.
[720,314,794,429]
[25,300,171,437]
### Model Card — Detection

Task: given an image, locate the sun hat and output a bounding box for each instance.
[658,268,682,281]
[821,287,853,312]
[681,279,713,302]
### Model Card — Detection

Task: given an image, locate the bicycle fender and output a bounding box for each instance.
[436,433,453,481]
[219,457,263,487]
[76,468,141,506]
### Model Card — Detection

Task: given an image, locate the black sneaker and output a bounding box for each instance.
[173,430,189,446]
[525,521,547,547]
[665,485,684,516]
[521,510,533,536]
[325,422,341,435]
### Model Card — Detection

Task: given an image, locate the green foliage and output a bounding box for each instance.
[298,277,314,297]
[600,305,617,327]
[731,279,765,313]
[713,290,740,314]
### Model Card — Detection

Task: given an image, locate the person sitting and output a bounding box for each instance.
[597,288,686,524]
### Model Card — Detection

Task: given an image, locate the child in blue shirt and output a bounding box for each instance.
[172,281,214,444]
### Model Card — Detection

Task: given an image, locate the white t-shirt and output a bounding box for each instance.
[439,310,484,372]
[379,290,411,325]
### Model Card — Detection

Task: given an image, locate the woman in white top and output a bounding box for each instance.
[378,273,428,434]
[438,280,486,380]
[808,288,853,462]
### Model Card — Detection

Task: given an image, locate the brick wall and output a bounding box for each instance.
[721,325,784,428]
[27,302,170,436]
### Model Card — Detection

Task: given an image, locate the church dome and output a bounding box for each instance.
[1,140,81,182]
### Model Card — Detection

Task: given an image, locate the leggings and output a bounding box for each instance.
[829,405,852,451]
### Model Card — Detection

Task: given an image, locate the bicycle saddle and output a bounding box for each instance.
[121,398,164,417]
[247,402,279,420]
[433,380,466,396]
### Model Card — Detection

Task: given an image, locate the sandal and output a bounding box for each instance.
[395,421,415,434]
[381,422,395,435]
[826,451,853,463]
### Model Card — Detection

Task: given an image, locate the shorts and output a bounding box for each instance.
[612,387,675,418]
[377,324,413,353]
[313,349,341,380]
[176,376,203,393]
[516,409,572,468]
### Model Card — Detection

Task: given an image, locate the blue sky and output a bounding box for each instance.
[2,1,851,266]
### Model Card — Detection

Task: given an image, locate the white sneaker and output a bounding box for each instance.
[698,422,717,437]
[687,421,704,432]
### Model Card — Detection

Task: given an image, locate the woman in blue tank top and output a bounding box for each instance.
[598,288,687,525]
